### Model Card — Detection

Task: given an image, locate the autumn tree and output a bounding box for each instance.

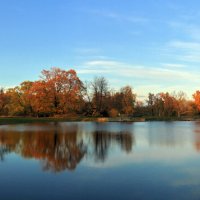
[141,91,196,118]
[109,91,123,115]
[160,92,177,117]
[28,80,53,116]
[106,86,136,117]
[5,81,33,116]
[0,88,9,115]
[19,81,34,115]
[193,91,200,113]
[172,91,191,117]
[120,86,136,115]
[186,100,198,115]
[29,67,83,116]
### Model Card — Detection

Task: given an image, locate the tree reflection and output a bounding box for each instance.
[0,123,133,172]
[0,146,10,161]
[193,122,200,151]
[93,131,133,161]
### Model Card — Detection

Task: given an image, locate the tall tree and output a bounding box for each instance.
[91,77,109,116]
[120,86,136,115]
[193,91,200,113]
[0,88,9,115]
[29,67,83,116]
[147,93,155,116]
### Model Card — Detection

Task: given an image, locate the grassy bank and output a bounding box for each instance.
[144,116,200,121]
[0,116,200,125]
[0,117,85,125]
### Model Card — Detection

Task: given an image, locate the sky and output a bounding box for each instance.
[1,0,200,99]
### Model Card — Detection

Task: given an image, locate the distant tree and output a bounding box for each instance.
[91,77,109,116]
[193,91,200,113]
[110,91,123,114]
[19,81,34,115]
[147,93,155,116]
[0,88,9,115]
[81,81,94,116]
[120,86,136,115]
[172,91,188,117]
[160,92,176,117]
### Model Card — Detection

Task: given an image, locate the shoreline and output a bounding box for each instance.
[0,116,200,125]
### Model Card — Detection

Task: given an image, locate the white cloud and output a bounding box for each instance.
[85,60,122,67]
[78,60,200,83]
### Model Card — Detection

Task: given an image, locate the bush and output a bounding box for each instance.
[109,108,119,118]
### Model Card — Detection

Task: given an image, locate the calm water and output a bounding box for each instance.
[1,121,200,200]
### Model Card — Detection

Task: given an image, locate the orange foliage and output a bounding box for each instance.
[28,67,83,116]
[193,91,200,112]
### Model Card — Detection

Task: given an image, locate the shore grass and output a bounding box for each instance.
[144,116,200,121]
[0,116,85,125]
[0,116,200,125]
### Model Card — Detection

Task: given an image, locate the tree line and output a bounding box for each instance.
[0,67,200,118]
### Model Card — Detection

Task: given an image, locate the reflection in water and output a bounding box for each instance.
[2,122,200,200]
[1,121,200,173]
[0,123,133,172]
[193,121,200,151]
[0,146,10,161]
[93,131,133,161]
[0,126,85,171]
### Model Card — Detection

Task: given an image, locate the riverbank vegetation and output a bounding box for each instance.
[0,67,200,121]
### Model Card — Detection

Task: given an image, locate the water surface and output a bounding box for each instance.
[1,121,200,200]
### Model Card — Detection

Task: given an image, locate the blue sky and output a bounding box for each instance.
[1,0,200,99]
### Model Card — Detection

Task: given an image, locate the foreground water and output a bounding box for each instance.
[1,121,200,200]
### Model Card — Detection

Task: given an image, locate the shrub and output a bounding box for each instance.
[109,108,118,118]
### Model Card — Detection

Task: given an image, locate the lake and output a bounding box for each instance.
[0,121,200,200]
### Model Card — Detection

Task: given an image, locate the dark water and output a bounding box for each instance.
[1,122,200,200]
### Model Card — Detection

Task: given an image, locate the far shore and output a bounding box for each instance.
[1,116,200,125]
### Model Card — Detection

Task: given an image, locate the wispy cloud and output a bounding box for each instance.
[161,63,186,68]
[88,9,148,24]
[85,60,121,67]
[73,47,109,61]
[166,19,200,63]
[74,48,101,55]
[168,40,200,63]
[78,60,200,83]
[169,40,200,50]
[169,21,200,40]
